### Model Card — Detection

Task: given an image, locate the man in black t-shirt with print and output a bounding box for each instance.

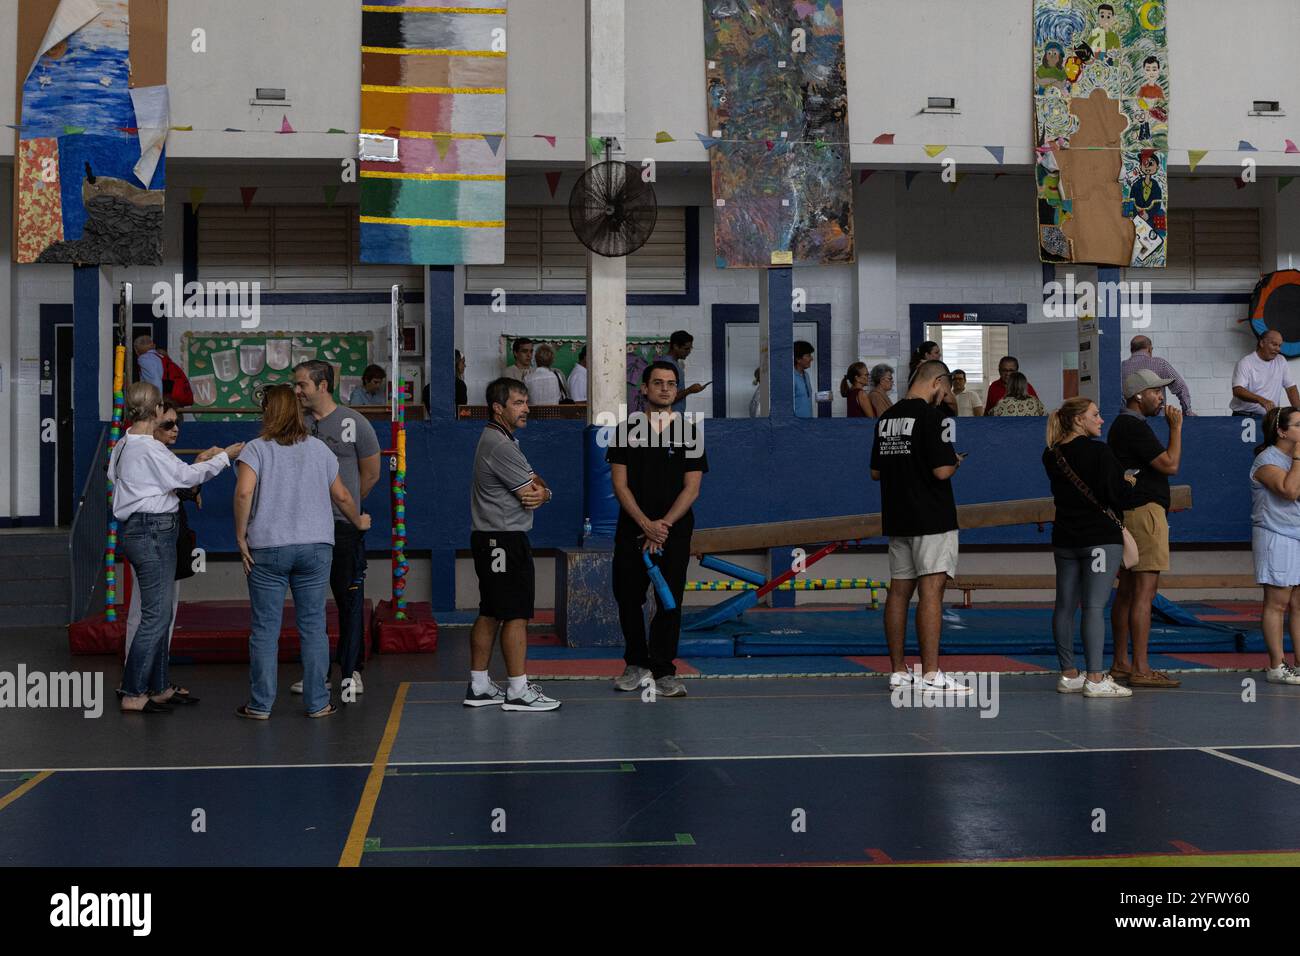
[606,361,709,699]
[870,359,971,695]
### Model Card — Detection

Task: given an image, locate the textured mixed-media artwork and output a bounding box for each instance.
[703,0,854,268]
[14,0,168,265]
[1034,0,1168,267]
[359,0,507,264]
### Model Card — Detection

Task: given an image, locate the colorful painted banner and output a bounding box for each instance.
[1034,0,1169,267]
[359,0,507,264]
[14,0,167,265]
[703,0,854,268]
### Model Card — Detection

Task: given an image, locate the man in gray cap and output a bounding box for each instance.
[1107,368,1183,689]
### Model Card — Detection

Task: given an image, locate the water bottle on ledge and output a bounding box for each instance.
[583,516,592,540]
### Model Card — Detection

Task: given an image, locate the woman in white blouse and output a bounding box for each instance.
[110,382,242,714]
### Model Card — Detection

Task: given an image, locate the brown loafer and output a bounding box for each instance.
[1128,669,1181,688]
[1109,664,1132,686]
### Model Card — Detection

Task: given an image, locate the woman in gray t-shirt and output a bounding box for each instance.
[233,386,371,719]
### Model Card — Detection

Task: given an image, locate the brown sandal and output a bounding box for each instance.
[306,704,337,719]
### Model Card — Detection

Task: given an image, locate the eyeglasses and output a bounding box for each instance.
[159,420,179,430]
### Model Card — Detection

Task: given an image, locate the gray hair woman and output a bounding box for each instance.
[866,364,895,417]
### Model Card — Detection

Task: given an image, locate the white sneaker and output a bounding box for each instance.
[1084,675,1134,698]
[888,670,916,688]
[350,671,364,694]
[1057,672,1086,694]
[1266,663,1300,685]
[502,683,562,712]
[920,671,974,695]
[290,678,331,695]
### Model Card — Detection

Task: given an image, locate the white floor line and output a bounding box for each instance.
[1201,748,1300,787]
[4,743,1300,775]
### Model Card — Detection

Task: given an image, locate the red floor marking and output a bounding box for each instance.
[1169,840,1202,854]
[526,632,563,646]
[865,848,893,863]
[845,655,1050,673]
[528,659,703,678]
[1166,653,1269,669]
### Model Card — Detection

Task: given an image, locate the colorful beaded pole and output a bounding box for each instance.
[391,378,408,620]
[105,344,126,621]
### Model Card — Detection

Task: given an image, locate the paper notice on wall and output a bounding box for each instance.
[861,332,900,357]
[129,84,170,185]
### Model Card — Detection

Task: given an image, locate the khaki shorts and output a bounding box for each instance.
[888,530,959,580]
[1123,502,1169,573]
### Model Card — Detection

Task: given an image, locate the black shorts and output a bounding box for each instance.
[470,530,534,621]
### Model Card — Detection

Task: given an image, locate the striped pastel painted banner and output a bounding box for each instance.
[359,1,507,263]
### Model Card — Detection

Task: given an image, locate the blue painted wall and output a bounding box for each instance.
[177,412,1252,553]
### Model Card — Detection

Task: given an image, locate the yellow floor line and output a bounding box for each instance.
[892,851,1300,867]
[338,683,409,867]
[0,771,54,812]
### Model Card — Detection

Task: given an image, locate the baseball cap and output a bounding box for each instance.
[1123,368,1173,400]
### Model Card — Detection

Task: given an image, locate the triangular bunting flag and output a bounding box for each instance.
[118,126,138,134]
[169,125,193,131]
[1234,176,1248,190]
[904,171,920,190]
[279,114,295,134]
[63,125,85,135]
[872,132,895,145]
[326,128,345,134]
[984,145,1005,165]
[240,187,258,210]
[994,172,1007,179]
[384,126,401,139]
[587,136,604,156]
[924,144,947,158]
[223,127,244,132]
[534,134,557,148]
[1187,149,1208,172]
[765,139,775,151]
[483,134,504,155]
[1280,177,1296,192]
[695,131,719,149]
[432,134,452,160]
[544,171,562,197]
[323,184,341,206]
[947,173,964,193]
[1287,139,1299,154]
[188,187,207,211]
[858,169,875,183]
[655,131,675,143]
[813,138,827,150]
[1238,140,1257,151]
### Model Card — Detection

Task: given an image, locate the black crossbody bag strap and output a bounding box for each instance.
[1052,447,1123,530]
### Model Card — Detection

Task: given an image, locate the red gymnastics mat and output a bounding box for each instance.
[69,599,374,664]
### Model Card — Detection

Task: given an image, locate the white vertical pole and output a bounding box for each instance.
[390,283,401,421]
[585,0,627,423]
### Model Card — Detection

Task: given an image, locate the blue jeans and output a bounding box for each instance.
[1053,544,1123,674]
[119,512,179,696]
[246,543,333,715]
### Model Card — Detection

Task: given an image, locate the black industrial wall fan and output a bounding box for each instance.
[568,138,658,257]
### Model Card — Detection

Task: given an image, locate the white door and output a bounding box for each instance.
[724,321,819,417]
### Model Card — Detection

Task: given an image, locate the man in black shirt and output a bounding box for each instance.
[606,361,709,698]
[1108,369,1183,688]
[870,360,970,695]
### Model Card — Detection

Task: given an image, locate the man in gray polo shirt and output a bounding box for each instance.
[465,377,560,712]
[293,359,381,701]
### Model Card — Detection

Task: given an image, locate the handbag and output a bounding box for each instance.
[1052,447,1140,570]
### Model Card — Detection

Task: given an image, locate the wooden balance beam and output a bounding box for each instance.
[689,485,1193,554]
[682,486,1192,631]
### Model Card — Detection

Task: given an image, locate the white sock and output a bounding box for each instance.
[508,675,528,696]
[471,670,492,694]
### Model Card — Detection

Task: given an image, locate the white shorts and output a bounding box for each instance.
[888,531,959,580]
[1253,527,1300,588]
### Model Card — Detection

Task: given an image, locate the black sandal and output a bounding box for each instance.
[168,686,200,704]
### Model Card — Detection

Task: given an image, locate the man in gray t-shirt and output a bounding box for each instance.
[465,377,560,712]
[293,360,382,699]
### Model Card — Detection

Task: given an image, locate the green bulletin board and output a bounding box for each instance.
[184,331,373,420]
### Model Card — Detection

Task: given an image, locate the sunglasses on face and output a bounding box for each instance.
[159,420,179,430]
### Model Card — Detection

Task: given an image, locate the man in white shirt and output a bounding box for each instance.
[503,338,534,382]
[568,347,589,402]
[1230,330,1300,417]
